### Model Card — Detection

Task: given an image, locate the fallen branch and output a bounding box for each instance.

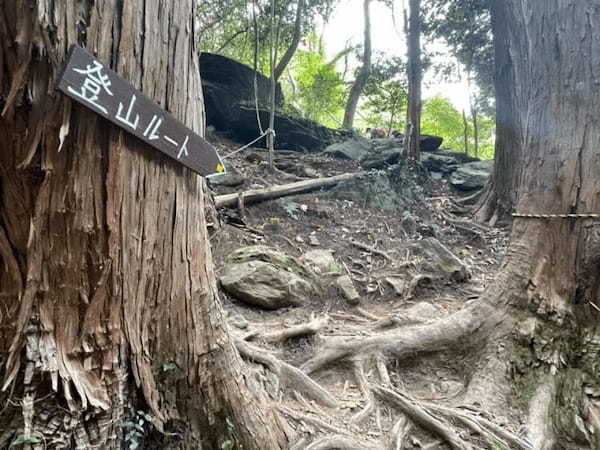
[214,172,367,208]
[373,386,470,450]
[350,239,393,262]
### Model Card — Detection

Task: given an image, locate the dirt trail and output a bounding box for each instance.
[208,137,517,449]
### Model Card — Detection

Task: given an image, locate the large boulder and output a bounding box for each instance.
[449,160,493,191]
[200,53,350,152]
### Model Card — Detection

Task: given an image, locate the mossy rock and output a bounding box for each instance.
[220,261,316,310]
[226,245,316,281]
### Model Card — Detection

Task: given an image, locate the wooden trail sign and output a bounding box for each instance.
[57,45,225,176]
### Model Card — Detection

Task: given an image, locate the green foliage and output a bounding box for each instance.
[285,42,347,127]
[421,96,495,159]
[422,0,494,112]
[123,410,153,450]
[199,0,338,73]
[362,55,407,133]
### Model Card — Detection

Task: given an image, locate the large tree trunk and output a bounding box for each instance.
[342,0,371,130]
[405,0,422,161]
[481,1,600,447]
[0,2,288,449]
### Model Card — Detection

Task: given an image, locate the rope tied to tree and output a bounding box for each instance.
[512,213,600,219]
[222,128,276,160]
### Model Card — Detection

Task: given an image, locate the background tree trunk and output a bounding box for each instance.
[342,0,372,130]
[405,0,422,161]
[274,0,305,82]
[473,0,526,224]
[0,2,289,448]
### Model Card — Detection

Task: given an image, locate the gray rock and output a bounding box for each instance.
[207,171,245,187]
[385,277,406,296]
[421,152,459,174]
[465,159,494,172]
[400,214,418,235]
[360,148,402,170]
[300,249,341,276]
[336,275,360,305]
[220,261,315,310]
[324,139,373,160]
[228,314,249,329]
[410,237,471,282]
[449,166,491,191]
[226,245,314,280]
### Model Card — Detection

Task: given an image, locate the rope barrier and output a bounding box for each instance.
[512,213,600,219]
[222,128,276,160]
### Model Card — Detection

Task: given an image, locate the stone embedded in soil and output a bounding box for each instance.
[300,249,341,276]
[220,261,315,310]
[410,237,471,282]
[449,161,493,191]
[360,148,402,170]
[336,275,360,305]
[385,277,406,296]
[324,138,373,160]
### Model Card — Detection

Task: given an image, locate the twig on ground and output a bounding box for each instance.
[350,239,394,262]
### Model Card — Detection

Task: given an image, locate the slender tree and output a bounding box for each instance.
[342,0,372,130]
[405,0,422,160]
[0,2,288,448]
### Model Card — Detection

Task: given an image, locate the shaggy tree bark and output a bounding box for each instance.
[405,0,421,161]
[476,1,600,447]
[342,0,371,130]
[0,2,289,449]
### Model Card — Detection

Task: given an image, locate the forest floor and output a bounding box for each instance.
[206,135,523,449]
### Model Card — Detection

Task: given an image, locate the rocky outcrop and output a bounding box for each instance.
[199,53,350,152]
[449,160,494,191]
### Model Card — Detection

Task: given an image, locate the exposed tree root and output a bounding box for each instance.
[350,360,375,425]
[526,374,556,450]
[373,386,470,450]
[424,402,532,450]
[304,435,381,450]
[385,415,411,450]
[247,315,328,343]
[235,339,338,408]
[301,302,498,375]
